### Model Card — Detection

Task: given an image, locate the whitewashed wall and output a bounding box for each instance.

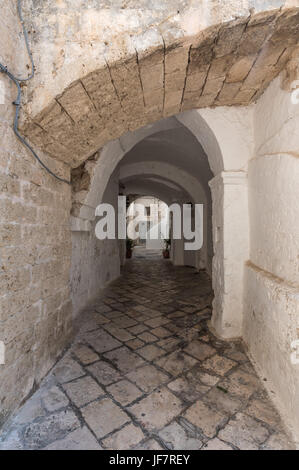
[244,76,299,444]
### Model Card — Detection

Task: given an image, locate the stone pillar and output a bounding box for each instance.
[209,172,249,339]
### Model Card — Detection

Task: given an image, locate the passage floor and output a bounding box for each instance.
[0,248,295,450]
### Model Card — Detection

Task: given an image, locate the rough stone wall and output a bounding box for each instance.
[0,1,72,425]
[71,169,121,318]
[244,75,299,443]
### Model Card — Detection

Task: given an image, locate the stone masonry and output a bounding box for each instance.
[0,249,295,450]
[22,7,299,168]
[0,1,73,427]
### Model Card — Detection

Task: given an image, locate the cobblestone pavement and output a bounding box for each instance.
[0,249,295,450]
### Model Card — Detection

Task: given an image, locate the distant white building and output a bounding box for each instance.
[127,196,169,249]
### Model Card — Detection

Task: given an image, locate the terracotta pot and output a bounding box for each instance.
[163,249,170,259]
[126,249,132,259]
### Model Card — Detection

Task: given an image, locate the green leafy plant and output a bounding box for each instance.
[126,238,135,250]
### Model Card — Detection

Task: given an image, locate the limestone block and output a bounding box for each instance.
[216,82,241,105]
[226,56,256,83]
[165,91,182,112]
[214,19,247,58]
[165,46,189,75]
[185,70,208,92]
[238,22,273,56]
[209,55,234,80]
[140,63,164,91]
[202,77,225,98]
[58,82,95,123]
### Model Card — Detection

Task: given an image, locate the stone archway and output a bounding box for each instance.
[1,1,299,442]
[21,7,299,169]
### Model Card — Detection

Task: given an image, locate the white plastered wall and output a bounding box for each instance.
[244,75,299,444]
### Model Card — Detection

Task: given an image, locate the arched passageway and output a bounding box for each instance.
[70,118,215,316]
[0,1,299,448]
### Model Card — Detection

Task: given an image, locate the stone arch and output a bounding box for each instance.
[119,161,207,204]
[21,7,299,172]
[122,179,187,206]
[71,111,224,227]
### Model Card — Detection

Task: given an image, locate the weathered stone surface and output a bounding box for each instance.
[107,380,143,406]
[138,344,165,361]
[13,392,46,425]
[128,324,148,335]
[63,376,105,407]
[202,438,233,450]
[0,252,295,449]
[102,423,145,450]
[183,401,226,438]
[129,388,183,431]
[72,343,99,365]
[218,413,269,450]
[187,368,219,387]
[135,439,163,450]
[104,324,134,342]
[81,398,130,439]
[159,422,203,450]
[42,386,69,412]
[126,338,145,350]
[87,361,121,386]
[144,316,170,328]
[262,432,296,450]
[104,347,145,373]
[184,341,216,361]
[203,387,243,415]
[126,365,169,393]
[0,430,24,450]
[53,357,85,384]
[226,56,256,83]
[138,331,158,343]
[151,327,171,338]
[85,330,122,354]
[168,376,209,402]
[155,351,198,376]
[201,354,236,376]
[245,398,281,428]
[23,410,80,449]
[44,427,102,450]
[218,369,261,399]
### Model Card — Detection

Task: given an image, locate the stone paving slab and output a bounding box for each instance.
[0,251,295,450]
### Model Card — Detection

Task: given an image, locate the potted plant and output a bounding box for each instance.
[126,238,134,258]
[163,238,171,259]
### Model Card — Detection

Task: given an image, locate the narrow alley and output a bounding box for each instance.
[0,249,294,450]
